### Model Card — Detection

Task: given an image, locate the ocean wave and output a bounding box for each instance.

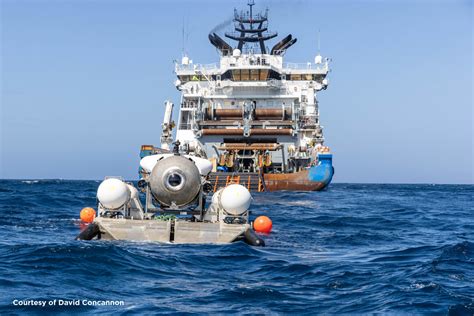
[438,241,474,261]
[21,180,40,184]
[0,181,472,314]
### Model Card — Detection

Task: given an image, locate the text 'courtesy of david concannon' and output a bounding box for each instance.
[12,299,125,307]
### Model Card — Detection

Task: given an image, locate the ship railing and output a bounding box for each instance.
[175,63,220,72]
[225,55,279,68]
[181,102,197,109]
[283,62,328,71]
[214,79,283,91]
[267,78,281,87]
[234,9,268,21]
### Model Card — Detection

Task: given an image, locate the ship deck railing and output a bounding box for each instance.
[198,120,294,127]
[175,63,220,72]
[208,172,265,192]
[176,61,328,71]
[283,62,329,72]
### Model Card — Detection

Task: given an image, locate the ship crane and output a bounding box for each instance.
[160,101,174,151]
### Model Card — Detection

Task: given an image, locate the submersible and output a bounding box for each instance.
[77,143,267,246]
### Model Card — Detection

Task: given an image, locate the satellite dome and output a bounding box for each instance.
[232,49,241,57]
[314,54,323,64]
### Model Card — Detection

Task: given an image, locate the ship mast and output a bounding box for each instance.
[225,0,277,54]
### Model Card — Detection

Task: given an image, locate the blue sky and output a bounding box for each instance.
[1,0,472,183]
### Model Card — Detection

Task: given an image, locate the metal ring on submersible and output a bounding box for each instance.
[163,168,186,192]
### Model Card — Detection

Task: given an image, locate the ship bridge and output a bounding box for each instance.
[175,55,329,84]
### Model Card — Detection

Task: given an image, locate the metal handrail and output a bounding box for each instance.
[175,63,219,72]
[283,62,328,71]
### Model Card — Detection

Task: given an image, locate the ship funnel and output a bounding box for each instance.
[209,33,233,55]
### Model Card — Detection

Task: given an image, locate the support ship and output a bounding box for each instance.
[140,1,334,192]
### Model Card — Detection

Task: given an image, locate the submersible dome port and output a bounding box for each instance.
[164,169,186,192]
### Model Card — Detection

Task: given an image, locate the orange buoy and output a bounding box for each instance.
[253,216,272,234]
[80,207,96,223]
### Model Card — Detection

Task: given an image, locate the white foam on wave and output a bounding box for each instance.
[285,200,315,207]
[410,282,438,290]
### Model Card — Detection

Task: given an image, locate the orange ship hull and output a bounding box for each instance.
[264,170,327,191]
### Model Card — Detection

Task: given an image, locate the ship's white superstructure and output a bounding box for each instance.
[175,52,329,164]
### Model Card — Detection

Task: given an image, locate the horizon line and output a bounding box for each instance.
[0,178,472,186]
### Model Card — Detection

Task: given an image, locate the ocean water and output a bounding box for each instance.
[0,180,472,315]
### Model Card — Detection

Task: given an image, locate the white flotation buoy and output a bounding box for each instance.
[97,178,130,210]
[219,184,252,215]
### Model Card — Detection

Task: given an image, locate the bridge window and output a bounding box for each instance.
[221,71,232,80]
[241,69,250,81]
[232,70,241,81]
[178,75,189,83]
[290,74,301,80]
[250,69,259,81]
[231,69,274,81]
[288,74,316,81]
[178,74,202,81]
[269,70,281,80]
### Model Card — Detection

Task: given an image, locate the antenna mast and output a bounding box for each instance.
[317,29,321,53]
[249,0,254,30]
[224,0,277,54]
[182,17,185,55]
